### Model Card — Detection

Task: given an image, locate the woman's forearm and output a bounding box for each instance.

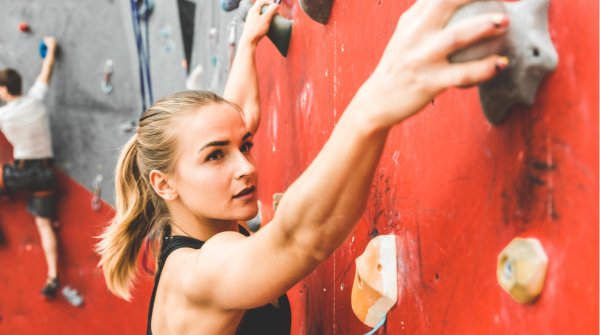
[274,84,392,261]
[223,37,261,134]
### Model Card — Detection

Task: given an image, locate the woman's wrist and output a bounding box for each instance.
[344,83,394,136]
[238,33,260,49]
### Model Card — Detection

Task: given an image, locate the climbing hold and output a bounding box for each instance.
[228,19,238,45]
[351,235,397,328]
[208,27,218,40]
[18,22,30,33]
[177,0,196,73]
[497,237,548,304]
[62,286,84,307]
[246,201,262,232]
[39,41,48,59]
[261,6,293,57]
[272,193,283,212]
[299,0,334,24]
[91,175,103,211]
[120,120,137,133]
[186,65,204,90]
[221,0,242,12]
[228,19,239,69]
[101,59,113,94]
[447,0,558,125]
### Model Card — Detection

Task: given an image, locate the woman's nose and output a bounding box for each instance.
[235,152,256,180]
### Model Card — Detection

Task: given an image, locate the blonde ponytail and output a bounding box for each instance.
[96,90,227,300]
[97,135,154,300]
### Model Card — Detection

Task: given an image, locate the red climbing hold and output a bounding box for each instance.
[18,22,30,32]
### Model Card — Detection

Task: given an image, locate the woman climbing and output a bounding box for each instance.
[97,0,510,333]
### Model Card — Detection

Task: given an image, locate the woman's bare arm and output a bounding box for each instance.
[223,0,279,134]
[190,0,510,310]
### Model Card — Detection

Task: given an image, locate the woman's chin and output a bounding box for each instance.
[236,204,259,221]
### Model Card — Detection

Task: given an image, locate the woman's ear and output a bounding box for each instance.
[149,170,178,201]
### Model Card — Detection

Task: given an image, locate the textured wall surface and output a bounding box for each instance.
[251,0,599,334]
[0,0,241,205]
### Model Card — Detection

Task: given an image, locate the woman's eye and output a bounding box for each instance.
[241,141,254,153]
[206,150,225,161]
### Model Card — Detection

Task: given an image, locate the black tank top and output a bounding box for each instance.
[147,227,291,335]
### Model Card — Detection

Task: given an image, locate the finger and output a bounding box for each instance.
[441,54,509,88]
[433,12,509,58]
[406,0,429,16]
[394,0,426,30]
[262,2,279,19]
[253,0,273,13]
[421,0,476,29]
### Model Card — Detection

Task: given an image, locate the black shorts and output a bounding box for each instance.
[1,159,57,220]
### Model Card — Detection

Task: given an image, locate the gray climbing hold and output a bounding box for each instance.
[261,6,293,57]
[448,0,558,125]
[299,0,334,24]
[221,0,242,12]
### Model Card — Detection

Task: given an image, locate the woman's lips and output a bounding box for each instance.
[233,185,256,199]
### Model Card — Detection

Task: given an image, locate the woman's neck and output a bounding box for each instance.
[170,213,238,241]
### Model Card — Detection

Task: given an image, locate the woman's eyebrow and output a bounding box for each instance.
[197,132,252,154]
[197,140,229,154]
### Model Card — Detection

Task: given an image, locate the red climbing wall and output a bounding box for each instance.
[254,0,598,334]
[0,136,151,334]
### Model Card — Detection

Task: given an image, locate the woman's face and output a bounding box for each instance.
[170,102,258,223]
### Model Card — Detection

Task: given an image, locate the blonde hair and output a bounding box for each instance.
[96,90,226,300]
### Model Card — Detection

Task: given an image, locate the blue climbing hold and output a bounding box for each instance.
[39,40,47,59]
[221,0,242,12]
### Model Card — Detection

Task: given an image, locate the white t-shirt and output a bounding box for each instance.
[0,81,54,159]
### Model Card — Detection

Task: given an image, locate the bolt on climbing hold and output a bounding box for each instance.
[447,0,558,125]
[299,0,334,24]
[497,237,548,304]
[351,235,398,328]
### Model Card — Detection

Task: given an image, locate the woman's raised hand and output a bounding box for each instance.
[360,0,510,128]
[241,0,280,45]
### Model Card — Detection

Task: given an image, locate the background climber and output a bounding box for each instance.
[0,36,61,299]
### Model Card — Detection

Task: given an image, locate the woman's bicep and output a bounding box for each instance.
[185,224,315,310]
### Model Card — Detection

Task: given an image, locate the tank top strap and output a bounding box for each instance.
[147,225,248,335]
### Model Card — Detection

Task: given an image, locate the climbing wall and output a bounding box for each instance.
[252,0,598,334]
[0,0,243,205]
[0,0,597,334]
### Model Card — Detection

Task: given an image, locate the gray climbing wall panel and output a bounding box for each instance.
[0,0,243,205]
